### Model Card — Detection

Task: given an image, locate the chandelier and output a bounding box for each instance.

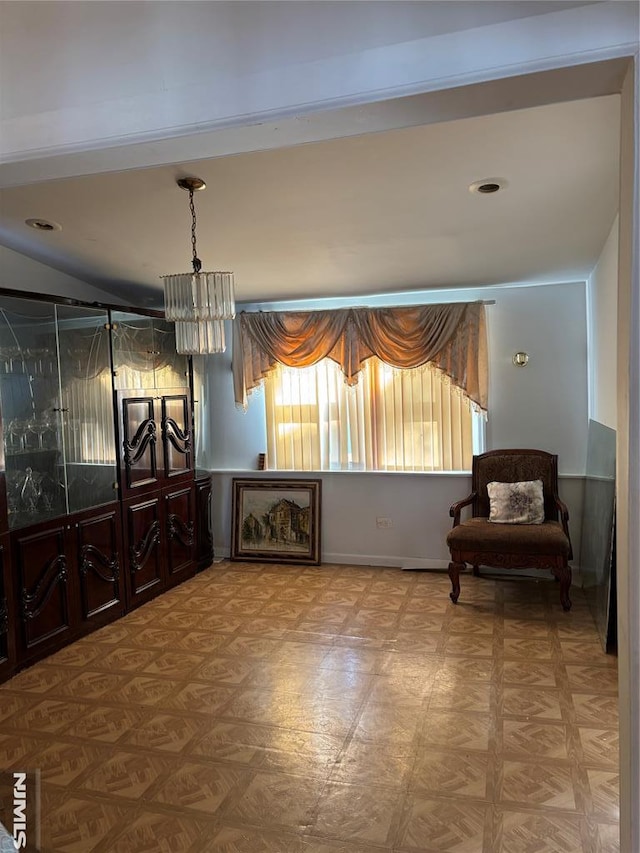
[161,177,235,354]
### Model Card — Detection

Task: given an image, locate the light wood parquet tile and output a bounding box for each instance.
[203,825,308,852]
[409,747,490,799]
[6,698,91,734]
[499,760,577,810]
[578,727,619,768]
[0,732,44,768]
[422,710,492,751]
[58,669,131,700]
[597,821,621,853]
[110,810,210,852]
[586,769,620,820]
[329,737,414,788]
[3,663,72,694]
[385,629,444,655]
[571,693,620,726]
[494,808,586,853]
[502,660,559,687]
[502,720,570,760]
[429,681,493,713]
[444,633,496,658]
[152,760,245,815]
[311,781,402,845]
[0,562,619,852]
[225,769,325,831]
[28,739,109,786]
[40,791,137,853]
[87,645,160,672]
[79,749,174,799]
[397,797,488,851]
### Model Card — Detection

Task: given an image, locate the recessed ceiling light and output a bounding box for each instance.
[25,218,62,232]
[468,178,508,195]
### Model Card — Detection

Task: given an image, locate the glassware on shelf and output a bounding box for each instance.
[4,419,22,453]
[20,467,40,513]
[40,411,59,451]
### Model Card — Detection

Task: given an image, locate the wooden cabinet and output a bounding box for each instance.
[114,313,196,609]
[117,389,192,500]
[164,483,196,585]
[76,505,124,631]
[11,503,124,665]
[124,483,196,608]
[123,493,164,606]
[0,294,204,681]
[13,519,74,661]
[194,473,213,571]
[0,533,15,681]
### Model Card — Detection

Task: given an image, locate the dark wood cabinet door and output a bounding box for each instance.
[77,506,124,628]
[124,495,164,606]
[13,522,73,657]
[161,392,193,482]
[119,394,159,498]
[0,533,15,680]
[163,484,196,585]
[194,474,213,571]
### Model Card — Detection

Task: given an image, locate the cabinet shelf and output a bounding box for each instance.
[5,449,61,458]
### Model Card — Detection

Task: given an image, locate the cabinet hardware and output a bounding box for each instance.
[52,408,69,412]
[147,350,160,355]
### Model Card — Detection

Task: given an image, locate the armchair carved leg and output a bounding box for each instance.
[551,566,572,611]
[472,565,480,577]
[448,561,464,604]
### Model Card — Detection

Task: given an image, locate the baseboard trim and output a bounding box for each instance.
[213,547,582,585]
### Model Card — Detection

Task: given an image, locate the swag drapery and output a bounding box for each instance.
[232,301,488,412]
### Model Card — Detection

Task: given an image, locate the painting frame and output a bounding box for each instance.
[231,478,322,565]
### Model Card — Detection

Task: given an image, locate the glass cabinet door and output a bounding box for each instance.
[0,297,65,528]
[111,312,187,391]
[0,297,118,528]
[57,305,117,514]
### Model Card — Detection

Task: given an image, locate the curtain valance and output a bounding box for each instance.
[233,302,488,412]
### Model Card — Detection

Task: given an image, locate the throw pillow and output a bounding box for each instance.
[487,479,545,524]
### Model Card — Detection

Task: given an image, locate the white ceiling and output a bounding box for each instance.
[0,1,630,310]
[0,94,620,307]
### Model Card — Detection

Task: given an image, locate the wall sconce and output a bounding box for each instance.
[512,352,529,367]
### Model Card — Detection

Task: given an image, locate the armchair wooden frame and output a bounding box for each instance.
[447,449,573,611]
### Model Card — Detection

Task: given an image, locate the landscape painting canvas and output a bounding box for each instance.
[231,478,321,564]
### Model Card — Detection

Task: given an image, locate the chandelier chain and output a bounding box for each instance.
[188,189,202,274]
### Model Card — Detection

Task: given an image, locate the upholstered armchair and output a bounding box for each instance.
[446,449,573,610]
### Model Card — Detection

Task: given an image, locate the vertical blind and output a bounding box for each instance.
[264,358,473,472]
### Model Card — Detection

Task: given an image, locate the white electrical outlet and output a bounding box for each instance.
[376,517,393,528]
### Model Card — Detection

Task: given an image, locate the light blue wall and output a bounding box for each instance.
[195,280,589,562]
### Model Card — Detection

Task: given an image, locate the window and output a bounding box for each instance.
[264,357,482,471]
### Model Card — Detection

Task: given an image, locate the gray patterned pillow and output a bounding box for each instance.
[487,479,545,524]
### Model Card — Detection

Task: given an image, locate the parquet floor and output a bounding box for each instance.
[0,562,619,852]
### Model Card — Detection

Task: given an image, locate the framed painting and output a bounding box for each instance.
[231,478,321,564]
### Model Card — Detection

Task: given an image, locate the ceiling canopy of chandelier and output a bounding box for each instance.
[161,177,235,354]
